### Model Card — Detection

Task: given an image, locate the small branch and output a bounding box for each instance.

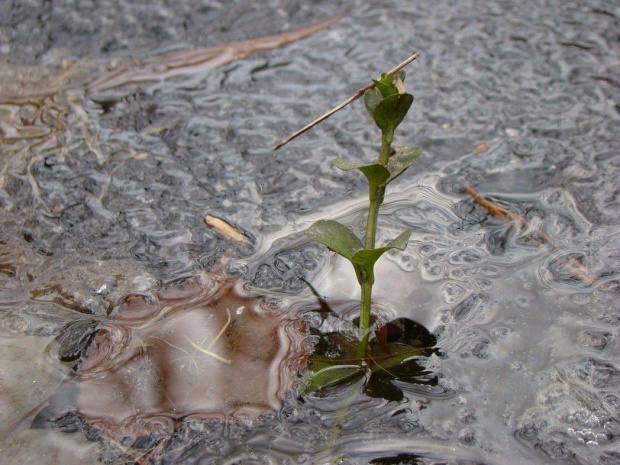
[273,52,420,150]
[464,185,603,288]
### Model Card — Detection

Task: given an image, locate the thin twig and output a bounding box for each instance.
[273,52,420,150]
[464,185,600,288]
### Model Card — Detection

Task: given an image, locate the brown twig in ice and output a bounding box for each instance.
[464,184,602,288]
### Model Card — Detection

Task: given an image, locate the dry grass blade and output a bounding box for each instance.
[185,307,232,365]
[186,337,232,365]
[204,215,252,244]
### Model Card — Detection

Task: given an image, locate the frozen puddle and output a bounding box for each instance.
[235,177,618,464]
[0,177,617,464]
[0,259,309,463]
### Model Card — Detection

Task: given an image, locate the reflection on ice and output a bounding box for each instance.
[58,269,307,438]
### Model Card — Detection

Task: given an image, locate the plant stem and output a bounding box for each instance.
[378,129,394,165]
[363,188,383,250]
[356,280,373,359]
[357,129,394,358]
[364,130,393,250]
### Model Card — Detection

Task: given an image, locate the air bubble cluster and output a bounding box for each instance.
[248,243,326,294]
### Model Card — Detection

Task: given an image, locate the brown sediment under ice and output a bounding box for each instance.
[72,268,309,438]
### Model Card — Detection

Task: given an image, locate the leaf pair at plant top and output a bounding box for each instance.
[300,318,438,401]
[365,70,413,134]
[333,145,422,190]
[305,220,411,285]
[373,70,406,98]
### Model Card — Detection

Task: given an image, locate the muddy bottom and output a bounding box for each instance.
[31,266,306,432]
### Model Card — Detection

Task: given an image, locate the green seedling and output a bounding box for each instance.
[275,56,428,395]
[306,70,420,346]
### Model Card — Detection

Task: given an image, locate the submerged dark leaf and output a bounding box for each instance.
[302,317,438,399]
[369,453,424,464]
[364,372,404,402]
[301,365,363,394]
[376,317,438,349]
[369,342,428,372]
[309,330,360,370]
[55,320,100,363]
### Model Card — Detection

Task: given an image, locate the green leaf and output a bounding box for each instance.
[368,93,414,134]
[384,228,412,250]
[348,230,412,286]
[364,87,383,114]
[372,78,398,98]
[351,249,385,270]
[333,158,390,189]
[385,146,423,185]
[300,365,363,394]
[369,342,428,372]
[308,331,359,370]
[351,230,412,269]
[377,71,406,95]
[365,70,408,115]
[305,220,362,260]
